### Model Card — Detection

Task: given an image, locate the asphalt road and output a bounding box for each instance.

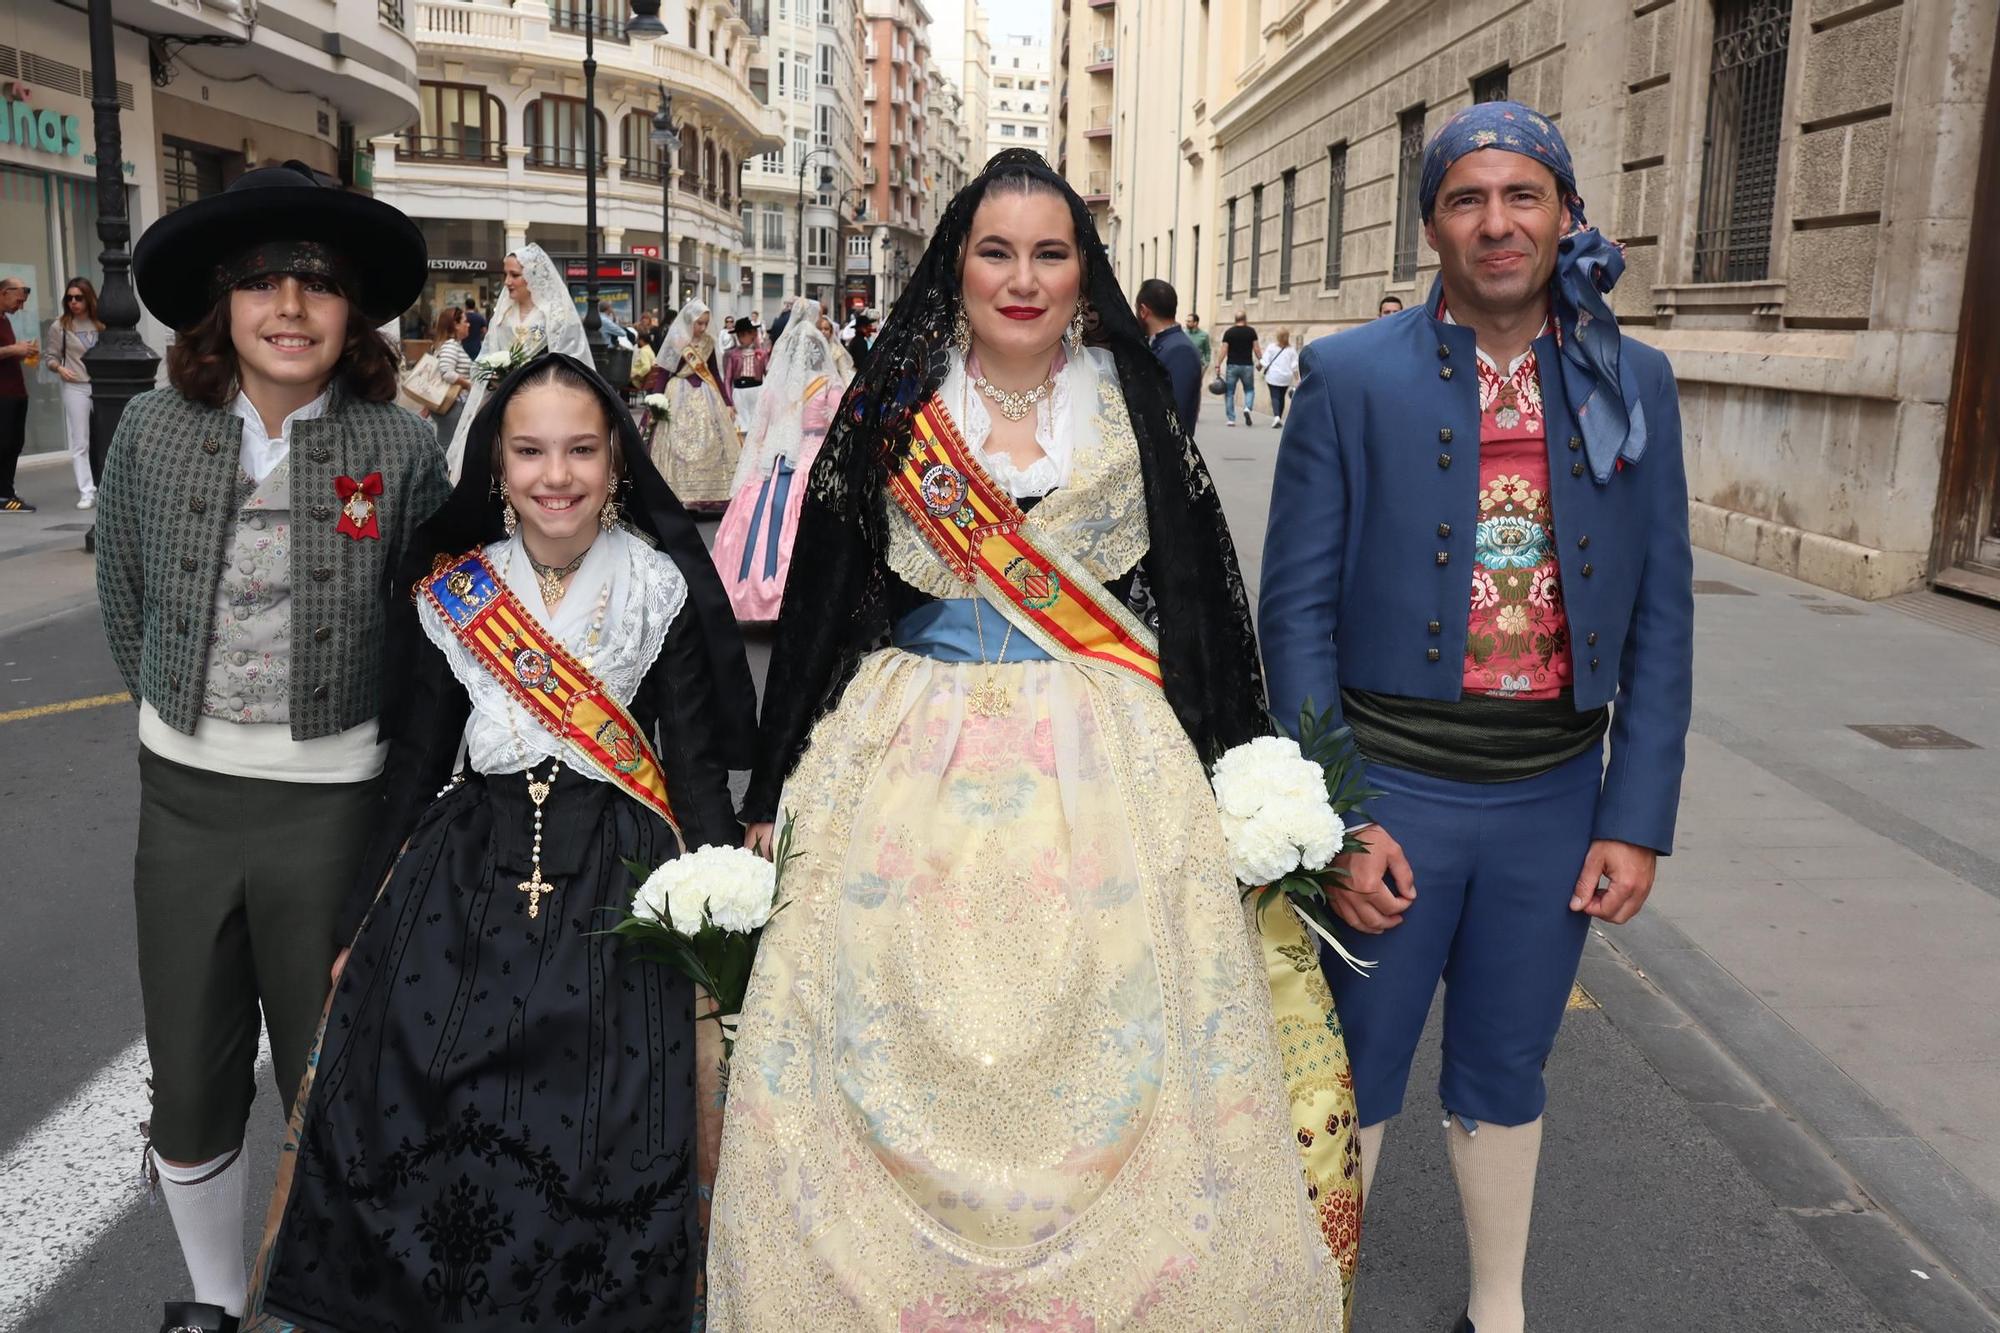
[0,409,1905,1332]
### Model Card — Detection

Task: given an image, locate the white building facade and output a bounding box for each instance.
[375,0,781,330]
[984,31,1048,165]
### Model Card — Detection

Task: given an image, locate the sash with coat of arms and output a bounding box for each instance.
[420,550,684,845]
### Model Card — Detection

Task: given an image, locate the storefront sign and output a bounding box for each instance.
[1,93,83,159]
[563,258,638,280]
[628,245,659,258]
[428,257,491,273]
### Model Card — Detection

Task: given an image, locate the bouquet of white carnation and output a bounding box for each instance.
[1212,702,1379,975]
[611,819,796,1059]
[641,392,672,428]
[472,331,543,383]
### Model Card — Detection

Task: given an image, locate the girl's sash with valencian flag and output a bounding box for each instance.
[886,396,1361,1316]
[419,549,684,848]
[886,395,1163,689]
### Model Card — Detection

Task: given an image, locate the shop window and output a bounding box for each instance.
[1392,105,1425,282]
[1694,0,1793,282]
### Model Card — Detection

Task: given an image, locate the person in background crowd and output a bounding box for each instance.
[723,315,770,435]
[445,244,588,482]
[1260,101,1693,1333]
[766,294,797,345]
[1219,309,1259,427]
[100,160,448,1333]
[646,299,739,512]
[1378,294,1405,318]
[1259,326,1299,428]
[44,276,104,508]
[1134,277,1201,435]
[750,309,765,347]
[462,300,487,358]
[427,305,475,448]
[838,309,858,345]
[598,300,638,350]
[816,307,856,380]
[0,275,37,512]
[649,308,672,353]
[847,311,877,370]
[1183,310,1213,374]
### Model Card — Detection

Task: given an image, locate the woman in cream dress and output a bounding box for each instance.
[647,300,740,511]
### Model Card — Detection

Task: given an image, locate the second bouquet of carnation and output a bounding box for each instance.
[611,818,797,1060]
[1211,702,1379,975]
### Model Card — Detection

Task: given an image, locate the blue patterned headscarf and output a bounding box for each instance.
[1419,101,1645,484]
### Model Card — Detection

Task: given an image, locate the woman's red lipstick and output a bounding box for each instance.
[998,306,1046,320]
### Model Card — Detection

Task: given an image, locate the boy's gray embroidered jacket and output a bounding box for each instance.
[95,385,451,739]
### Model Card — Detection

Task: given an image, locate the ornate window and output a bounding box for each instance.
[1249,184,1264,296]
[409,82,506,164]
[1392,105,1426,283]
[1693,0,1793,282]
[524,96,605,174]
[1278,170,1295,294]
[1324,142,1347,288]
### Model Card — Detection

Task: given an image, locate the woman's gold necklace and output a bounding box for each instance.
[966,593,1015,718]
[527,549,588,608]
[972,372,1057,422]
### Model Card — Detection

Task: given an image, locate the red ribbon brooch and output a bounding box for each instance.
[334,472,384,541]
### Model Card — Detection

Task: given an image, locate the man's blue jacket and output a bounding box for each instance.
[1257,284,1694,854]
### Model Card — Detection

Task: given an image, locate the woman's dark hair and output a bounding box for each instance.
[431,304,464,345]
[61,277,100,328]
[486,354,620,481]
[166,283,402,407]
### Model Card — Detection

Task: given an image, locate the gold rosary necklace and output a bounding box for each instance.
[500,545,614,918]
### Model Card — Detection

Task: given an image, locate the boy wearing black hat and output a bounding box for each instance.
[95,162,449,1333]
[722,314,769,434]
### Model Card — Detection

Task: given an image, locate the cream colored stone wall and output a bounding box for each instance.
[1188,0,1996,599]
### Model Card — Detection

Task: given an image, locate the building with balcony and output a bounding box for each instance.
[375,0,782,329]
[928,0,989,178]
[1051,0,1117,230]
[923,64,970,230]
[859,0,929,310]
[738,0,863,322]
[3,0,421,455]
[983,30,1047,165]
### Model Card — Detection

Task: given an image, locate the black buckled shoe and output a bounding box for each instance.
[159,1302,239,1333]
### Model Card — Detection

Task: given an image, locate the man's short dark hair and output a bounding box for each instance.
[1134,278,1178,322]
[1379,294,1404,313]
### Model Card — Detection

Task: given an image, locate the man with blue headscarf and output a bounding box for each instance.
[1259,102,1693,1333]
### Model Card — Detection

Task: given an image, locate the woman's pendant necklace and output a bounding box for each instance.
[966,592,1015,718]
[518,757,560,919]
[972,373,1057,422]
[528,549,588,608]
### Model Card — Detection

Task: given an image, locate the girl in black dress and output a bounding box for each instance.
[245,352,756,1332]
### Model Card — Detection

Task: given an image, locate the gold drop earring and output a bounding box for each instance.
[599,482,622,532]
[1066,301,1087,349]
[951,302,971,355]
[501,484,519,536]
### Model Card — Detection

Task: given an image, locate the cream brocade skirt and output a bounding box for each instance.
[651,375,741,506]
[708,650,1335,1331]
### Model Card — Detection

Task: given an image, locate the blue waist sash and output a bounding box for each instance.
[891,599,1056,664]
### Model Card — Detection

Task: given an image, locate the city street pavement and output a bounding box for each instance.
[1,403,1996,1330]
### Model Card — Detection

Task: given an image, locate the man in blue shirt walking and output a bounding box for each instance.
[1134,278,1201,435]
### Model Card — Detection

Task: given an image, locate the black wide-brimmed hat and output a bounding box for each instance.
[133,160,427,331]
[732,316,755,335]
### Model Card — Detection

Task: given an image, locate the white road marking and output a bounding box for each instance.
[0,1033,271,1330]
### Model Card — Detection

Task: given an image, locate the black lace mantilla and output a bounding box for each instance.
[743,149,1267,822]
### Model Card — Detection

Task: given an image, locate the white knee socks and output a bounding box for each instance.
[1356,1120,1386,1206]
[1444,1116,1543,1333]
[154,1148,249,1316]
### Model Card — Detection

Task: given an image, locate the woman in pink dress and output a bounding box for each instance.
[711,299,850,623]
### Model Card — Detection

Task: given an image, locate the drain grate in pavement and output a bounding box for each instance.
[1693,580,1754,595]
[1848,724,1980,750]
[1803,603,1863,616]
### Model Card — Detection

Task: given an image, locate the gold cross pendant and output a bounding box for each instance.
[518,870,555,919]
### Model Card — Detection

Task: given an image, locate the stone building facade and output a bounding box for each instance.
[1193,0,1998,600]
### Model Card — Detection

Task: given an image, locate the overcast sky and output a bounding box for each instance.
[932,0,1051,68]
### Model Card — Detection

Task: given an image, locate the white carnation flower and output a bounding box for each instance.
[696,846,779,933]
[1224,810,1304,886]
[632,873,672,928]
[1287,798,1346,870]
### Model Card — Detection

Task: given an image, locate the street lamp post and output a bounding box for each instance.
[80,0,158,554]
[795,146,834,300]
[649,86,680,317]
